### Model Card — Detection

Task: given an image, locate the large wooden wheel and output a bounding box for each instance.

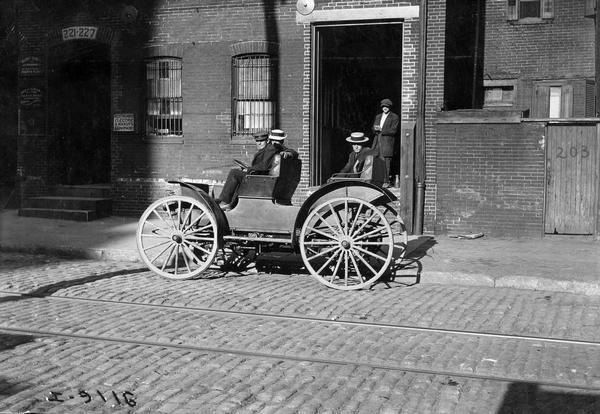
[299,197,394,290]
[136,195,219,280]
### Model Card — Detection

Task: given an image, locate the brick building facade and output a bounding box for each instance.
[15,0,446,233]
[435,0,599,237]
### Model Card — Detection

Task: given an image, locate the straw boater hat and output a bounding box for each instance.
[346,132,369,144]
[380,98,393,107]
[268,129,287,141]
[253,132,268,141]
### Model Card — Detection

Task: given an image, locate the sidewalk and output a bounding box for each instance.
[1,208,599,295]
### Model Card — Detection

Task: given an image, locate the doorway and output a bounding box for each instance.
[545,123,598,235]
[312,22,403,185]
[48,40,111,185]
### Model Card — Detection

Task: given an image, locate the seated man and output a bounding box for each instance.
[336,132,372,178]
[216,129,297,210]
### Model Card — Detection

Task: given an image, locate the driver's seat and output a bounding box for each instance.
[237,155,302,204]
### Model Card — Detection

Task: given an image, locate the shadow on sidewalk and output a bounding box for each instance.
[0,332,35,397]
[386,235,437,287]
[0,267,147,304]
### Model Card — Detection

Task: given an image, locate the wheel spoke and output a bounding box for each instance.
[303,240,339,246]
[343,251,349,285]
[352,249,377,279]
[306,226,338,241]
[174,245,180,276]
[160,245,176,272]
[152,208,174,230]
[307,245,339,262]
[181,244,193,273]
[140,232,171,239]
[348,251,366,282]
[348,203,363,236]
[187,240,213,256]
[354,241,389,246]
[176,200,182,229]
[184,222,212,236]
[182,242,204,264]
[314,211,342,238]
[144,220,170,235]
[163,201,178,230]
[143,239,172,251]
[353,245,388,262]
[316,248,342,275]
[184,234,215,242]
[354,225,389,242]
[327,203,345,235]
[148,241,174,264]
[329,250,344,283]
[182,210,207,233]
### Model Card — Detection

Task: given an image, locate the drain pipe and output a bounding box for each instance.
[414,0,427,235]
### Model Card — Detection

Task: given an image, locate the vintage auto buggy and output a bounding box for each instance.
[136,153,408,290]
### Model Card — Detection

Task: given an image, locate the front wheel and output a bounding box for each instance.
[136,195,219,280]
[299,197,394,290]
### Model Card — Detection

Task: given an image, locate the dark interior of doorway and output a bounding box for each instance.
[315,23,403,184]
[48,40,111,185]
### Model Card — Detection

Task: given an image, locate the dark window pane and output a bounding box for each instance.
[520,0,540,18]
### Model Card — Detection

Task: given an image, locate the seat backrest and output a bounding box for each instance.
[272,156,302,204]
[359,155,385,186]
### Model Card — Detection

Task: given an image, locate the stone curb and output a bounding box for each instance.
[3,244,599,296]
[0,244,141,263]
[421,271,600,296]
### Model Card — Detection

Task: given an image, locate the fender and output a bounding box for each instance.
[292,180,398,248]
[168,181,230,243]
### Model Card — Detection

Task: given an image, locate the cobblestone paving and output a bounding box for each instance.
[1,334,599,414]
[1,253,600,413]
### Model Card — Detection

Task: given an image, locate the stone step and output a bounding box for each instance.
[49,185,111,198]
[22,196,111,217]
[19,208,98,222]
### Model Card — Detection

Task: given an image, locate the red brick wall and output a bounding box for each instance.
[435,112,546,237]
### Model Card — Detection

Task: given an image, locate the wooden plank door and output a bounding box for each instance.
[545,124,598,234]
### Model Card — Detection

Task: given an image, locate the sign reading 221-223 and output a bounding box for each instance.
[62,26,98,41]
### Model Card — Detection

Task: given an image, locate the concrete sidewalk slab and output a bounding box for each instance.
[1,208,599,295]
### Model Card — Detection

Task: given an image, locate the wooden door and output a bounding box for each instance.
[545,124,598,234]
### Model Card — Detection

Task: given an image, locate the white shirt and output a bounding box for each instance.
[379,112,389,129]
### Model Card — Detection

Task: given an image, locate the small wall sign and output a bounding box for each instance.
[19,56,43,76]
[20,88,43,107]
[62,26,98,41]
[113,113,135,132]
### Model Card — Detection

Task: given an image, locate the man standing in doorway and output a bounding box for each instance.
[371,98,399,187]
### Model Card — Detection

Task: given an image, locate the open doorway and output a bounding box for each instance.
[48,40,111,185]
[312,22,403,185]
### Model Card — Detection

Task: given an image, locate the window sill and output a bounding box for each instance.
[144,135,184,144]
[508,17,553,25]
[231,134,259,144]
[483,102,514,108]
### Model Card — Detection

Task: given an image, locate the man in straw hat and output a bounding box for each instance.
[216,129,297,210]
[372,98,399,187]
[337,132,372,178]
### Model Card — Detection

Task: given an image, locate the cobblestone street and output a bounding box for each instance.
[1,252,600,413]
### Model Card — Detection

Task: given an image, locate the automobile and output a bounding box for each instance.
[136,153,408,290]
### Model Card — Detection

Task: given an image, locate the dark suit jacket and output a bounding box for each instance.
[248,143,279,174]
[371,111,399,157]
[340,147,372,174]
[247,142,298,174]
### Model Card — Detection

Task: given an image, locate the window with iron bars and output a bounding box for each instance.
[146,58,183,137]
[232,54,276,137]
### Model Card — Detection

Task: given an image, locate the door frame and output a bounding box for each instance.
[310,20,404,186]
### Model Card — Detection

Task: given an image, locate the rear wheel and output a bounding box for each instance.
[299,197,394,290]
[136,196,219,280]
